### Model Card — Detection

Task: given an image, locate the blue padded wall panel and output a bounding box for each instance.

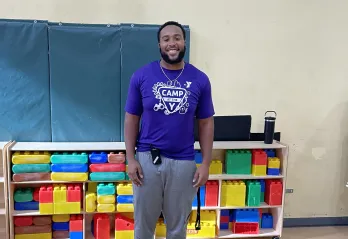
[49,23,121,142]
[119,24,190,140]
[0,20,51,141]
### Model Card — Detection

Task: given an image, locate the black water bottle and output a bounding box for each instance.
[264,111,277,144]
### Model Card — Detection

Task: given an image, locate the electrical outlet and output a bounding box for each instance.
[286,189,294,193]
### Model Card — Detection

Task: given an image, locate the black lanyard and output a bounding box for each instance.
[195,187,201,230]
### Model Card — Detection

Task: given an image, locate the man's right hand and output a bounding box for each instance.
[127,158,143,186]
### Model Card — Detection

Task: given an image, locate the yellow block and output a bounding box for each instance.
[268,157,280,168]
[15,233,52,239]
[88,182,97,192]
[12,151,51,164]
[98,195,115,204]
[53,184,67,203]
[51,172,88,181]
[97,203,115,212]
[116,183,133,195]
[115,230,134,239]
[52,214,70,222]
[221,180,246,206]
[86,192,97,213]
[117,203,134,212]
[155,221,166,237]
[252,165,267,176]
[190,210,216,224]
[187,222,216,238]
[39,203,53,215]
[209,160,222,174]
[54,202,80,214]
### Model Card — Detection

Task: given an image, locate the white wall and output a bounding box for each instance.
[2,0,348,218]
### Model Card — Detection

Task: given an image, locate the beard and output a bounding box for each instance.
[160,46,186,65]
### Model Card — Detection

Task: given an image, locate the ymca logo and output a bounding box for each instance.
[152,80,190,115]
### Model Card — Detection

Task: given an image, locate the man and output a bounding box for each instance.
[124,21,215,239]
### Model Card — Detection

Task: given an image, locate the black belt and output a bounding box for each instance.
[195,187,201,230]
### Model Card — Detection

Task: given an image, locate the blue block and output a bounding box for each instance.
[264,149,276,157]
[117,195,133,204]
[260,179,265,192]
[267,168,280,175]
[261,213,273,228]
[70,231,83,239]
[194,151,203,163]
[220,222,229,230]
[14,201,39,210]
[221,209,229,216]
[89,152,108,163]
[52,222,69,231]
[232,209,259,223]
[51,163,88,172]
[192,186,205,207]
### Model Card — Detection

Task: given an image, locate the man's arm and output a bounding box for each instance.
[198,116,214,167]
[124,112,140,162]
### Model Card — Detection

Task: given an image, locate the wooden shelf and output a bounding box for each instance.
[218,229,279,238]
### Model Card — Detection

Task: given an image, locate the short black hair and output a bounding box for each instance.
[157,21,186,42]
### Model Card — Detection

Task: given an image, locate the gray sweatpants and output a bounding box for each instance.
[132,151,198,239]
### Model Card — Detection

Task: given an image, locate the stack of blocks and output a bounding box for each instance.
[39,184,81,214]
[52,214,69,238]
[195,151,223,174]
[89,152,126,181]
[115,213,135,239]
[251,150,267,176]
[13,215,52,239]
[225,150,252,174]
[231,209,259,234]
[221,181,246,207]
[85,182,97,213]
[50,152,88,181]
[97,183,116,212]
[116,183,134,212]
[70,215,83,239]
[12,151,51,182]
[14,188,39,211]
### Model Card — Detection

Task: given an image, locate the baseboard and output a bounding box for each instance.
[284,217,348,227]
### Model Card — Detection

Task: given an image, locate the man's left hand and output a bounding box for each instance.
[193,164,210,187]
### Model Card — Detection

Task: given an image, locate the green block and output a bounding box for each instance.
[51,152,88,164]
[89,172,125,181]
[260,192,265,202]
[246,180,261,206]
[125,173,129,180]
[97,183,115,195]
[12,164,51,174]
[225,150,252,174]
[14,188,33,203]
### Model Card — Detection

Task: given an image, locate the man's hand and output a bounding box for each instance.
[193,164,209,187]
[127,159,143,187]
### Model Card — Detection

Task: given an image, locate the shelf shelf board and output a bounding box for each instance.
[10,141,286,151]
[10,174,283,184]
[12,210,84,216]
[220,202,280,210]
[218,229,279,238]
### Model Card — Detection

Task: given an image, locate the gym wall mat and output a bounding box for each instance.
[0,20,51,141]
[48,23,122,142]
[119,24,190,140]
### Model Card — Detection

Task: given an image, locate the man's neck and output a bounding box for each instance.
[160,59,184,70]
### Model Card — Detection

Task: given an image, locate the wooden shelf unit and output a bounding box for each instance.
[4,140,288,239]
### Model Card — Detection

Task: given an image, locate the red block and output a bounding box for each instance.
[115,213,134,231]
[70,215,83,232]
[67,184,81,202]
[89,163,126,172]
[205,181,218,206]
[232,222,259,234]
[220,216,229,223]
[33,188,40,202]
[14,216,33,227]
[265,180,283,205]
[94,214,110,239]
[39,186,53,203]
[252,149,267,165]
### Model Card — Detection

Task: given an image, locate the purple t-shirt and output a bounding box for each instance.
[125,60,215,160]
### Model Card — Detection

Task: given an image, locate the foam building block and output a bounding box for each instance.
[267,157,281,175]
[70,215,83,239]
[93,214,110,239]
[261,213,273,228]
[33,216,52,226]
[209,160,222,174]
[265,180,283,205]
[221,181,246,206]
[205,181,218,206]
[251,149,267,176]
[225,150,252,174]
[108,152,125,163]
[14,216,33,227]
[89,172,125,181]
[12,152,51,164]
[14,188,33,203]
[246,181,261,206]
[192,185,205,207]
[15,201,39,211]
[89,152,108,164]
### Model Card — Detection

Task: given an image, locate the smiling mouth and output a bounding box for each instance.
[167,49,179,55]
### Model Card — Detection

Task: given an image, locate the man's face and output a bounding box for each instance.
[159,25,186,64]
